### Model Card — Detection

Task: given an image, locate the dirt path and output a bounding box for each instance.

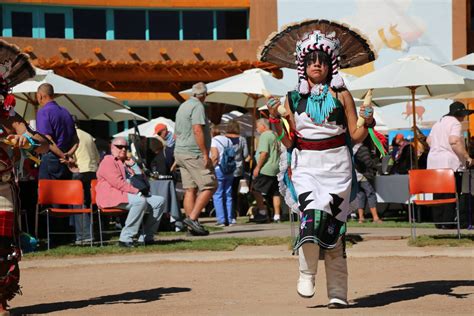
[11,256,474,315]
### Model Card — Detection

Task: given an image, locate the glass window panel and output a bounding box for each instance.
[73,9,106,39]
[12,11,32,37]
[216,11,247,39]
[471,4,474,31]
[149,11,179,40]
[182,11,213,40]
[114,10,146,40]
[151,107,178,119]
[0,7,3,35]
[45,13,65,38]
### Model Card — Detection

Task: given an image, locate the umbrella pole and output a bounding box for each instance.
[409,86,419,169]
[250,96,257,170]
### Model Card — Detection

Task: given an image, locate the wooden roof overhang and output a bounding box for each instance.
[33,58,282,102]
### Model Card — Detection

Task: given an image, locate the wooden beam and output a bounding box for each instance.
[171,92,186,103]
[2,0,250,8]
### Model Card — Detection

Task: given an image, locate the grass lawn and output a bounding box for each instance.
[346,219,435,228]
[24,236,293,259]
[408,234,474,247]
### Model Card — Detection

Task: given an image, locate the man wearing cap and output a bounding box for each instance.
[427,101,473,227]
[174,82,217,235]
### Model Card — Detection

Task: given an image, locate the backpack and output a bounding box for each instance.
[215,137,236,175]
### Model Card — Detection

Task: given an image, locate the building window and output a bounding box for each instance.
[471,3,474,31]
[0,7,3,35]
[12,11,32,37]
[183,11,213,40]
[73,9,106,39]
[114,10,146,40]
[45,13,65,38]
[216,11,247,39]
[149,11,180,40]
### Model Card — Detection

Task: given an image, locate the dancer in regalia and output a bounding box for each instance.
[0,40,48,314]
[258,20,376,308]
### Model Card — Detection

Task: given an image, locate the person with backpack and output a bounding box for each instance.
[210,126,236,226]
[225,121,249,218]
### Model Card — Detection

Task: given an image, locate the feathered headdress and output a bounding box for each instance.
[258,19,376,94]
[0,40,35,118]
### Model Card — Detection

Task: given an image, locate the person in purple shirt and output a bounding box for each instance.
[36,83,79,180]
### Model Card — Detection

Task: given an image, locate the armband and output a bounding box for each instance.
[22,132,39,151]
[268,117,281,124]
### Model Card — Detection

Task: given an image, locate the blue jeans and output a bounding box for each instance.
[213,167,234,224]
[71,172,95,241]
[39,152,71,180]
[117,193,165,243]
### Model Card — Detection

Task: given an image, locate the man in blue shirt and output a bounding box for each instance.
[36,83,79,180]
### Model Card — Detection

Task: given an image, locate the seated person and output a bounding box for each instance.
[95,137,165,247]
[148,138,171,176]
[154,123,175,170]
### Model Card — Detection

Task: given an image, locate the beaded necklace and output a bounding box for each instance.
[305,84,337,125]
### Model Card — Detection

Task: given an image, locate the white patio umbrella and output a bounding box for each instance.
[92,109,148,122]
[217,111,254,137]
[181,68,292,108]
[114,117,175,138]
[422,66,474,100]
[180,68,292,158]
[444,53,474,66]
[349,55,467,166]
[12,68,128,121]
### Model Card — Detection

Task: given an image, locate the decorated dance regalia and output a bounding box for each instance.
[258,20,376,252]
[0,40,36,308]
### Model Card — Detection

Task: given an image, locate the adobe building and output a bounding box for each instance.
[0,0,472,134]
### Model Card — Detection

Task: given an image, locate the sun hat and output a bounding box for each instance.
[446,101,474,117]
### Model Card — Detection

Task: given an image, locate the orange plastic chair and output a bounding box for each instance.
[36,179,93,249]
[408,169,460,239]
[91,179,128,246]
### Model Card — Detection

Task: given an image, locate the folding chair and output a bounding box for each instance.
[91,179,128,246]
[36,179,93,249]
[408,169,461,239]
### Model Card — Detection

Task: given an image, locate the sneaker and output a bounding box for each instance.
[75,238,93,246]
[229,218,237,226]
[327,298,348,309]
[186,229,210,236]
[215,223,226,228]
[253,213,269,224]
[118,241,135,248]
[273,219,281,224]
[183,218,209,235]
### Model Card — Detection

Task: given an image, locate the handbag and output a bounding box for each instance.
[130,174,150,195]
[126,165,150,196]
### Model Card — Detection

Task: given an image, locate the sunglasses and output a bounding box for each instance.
[113,144,128,150]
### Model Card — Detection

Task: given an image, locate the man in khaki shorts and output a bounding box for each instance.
[175,82,217,235]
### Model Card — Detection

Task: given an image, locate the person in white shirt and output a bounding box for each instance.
[427,101,473,228]
[210,126,236,226]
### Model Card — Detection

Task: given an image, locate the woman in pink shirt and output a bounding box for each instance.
[96,137,164,247]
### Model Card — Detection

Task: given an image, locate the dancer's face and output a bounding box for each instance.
[306,57,329,84]
[304,51,331,85]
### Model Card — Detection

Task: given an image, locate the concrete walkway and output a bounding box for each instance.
[20,221,474,269]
